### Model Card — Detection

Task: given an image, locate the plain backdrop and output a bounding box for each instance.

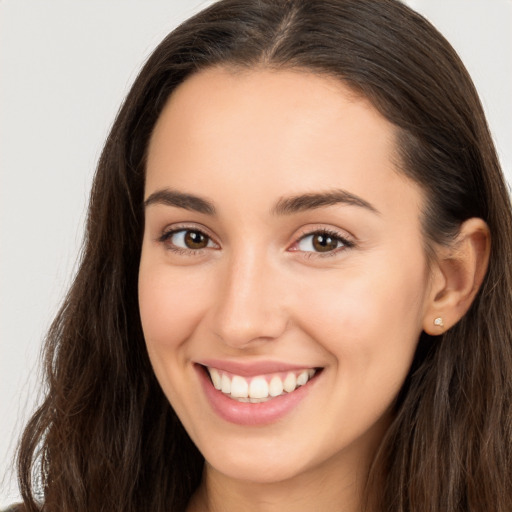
[1,0,511,506]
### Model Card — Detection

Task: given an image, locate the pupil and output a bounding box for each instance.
[185,230,208,249]
[313,234,338,252]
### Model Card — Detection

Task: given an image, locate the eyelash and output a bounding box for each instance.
[158,225,217,255]
[157,226,354,258]
[291,228,354,258]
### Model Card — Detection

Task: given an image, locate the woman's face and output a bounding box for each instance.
[139,68,432,485]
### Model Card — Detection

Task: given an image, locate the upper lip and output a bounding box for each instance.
[196,359,319,377]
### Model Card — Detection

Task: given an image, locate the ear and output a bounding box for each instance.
[423,218,490,335]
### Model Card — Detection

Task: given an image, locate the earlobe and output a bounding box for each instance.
[423,218,490,335]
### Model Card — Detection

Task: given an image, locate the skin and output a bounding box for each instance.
[138,67,488,511]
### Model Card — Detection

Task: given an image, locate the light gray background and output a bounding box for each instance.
[1,0,511,506]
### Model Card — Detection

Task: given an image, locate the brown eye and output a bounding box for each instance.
[312,233,339,252]
[184,230,209,249]
[162,229,214,251]
[296,231,349,254]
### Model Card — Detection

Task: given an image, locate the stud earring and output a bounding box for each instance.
[433,317,444,328]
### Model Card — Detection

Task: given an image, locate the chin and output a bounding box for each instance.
[206,451,310,484]
[196,429,331,485]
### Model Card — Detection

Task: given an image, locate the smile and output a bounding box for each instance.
[196,361,322,425]
[206,367,318,402]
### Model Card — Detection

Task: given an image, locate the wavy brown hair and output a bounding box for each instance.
[16,1,512,511]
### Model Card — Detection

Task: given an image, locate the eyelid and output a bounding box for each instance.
[157,223,220,252]
[157,222,217,240]
[154,222,355,257]
[288,226,355,256]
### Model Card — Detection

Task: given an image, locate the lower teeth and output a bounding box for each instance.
[230,396,274,403]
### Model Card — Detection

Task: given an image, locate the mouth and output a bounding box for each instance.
[203,365,320,403]
[195,360,323,425]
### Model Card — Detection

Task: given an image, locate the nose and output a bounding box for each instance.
[210,250,288,349]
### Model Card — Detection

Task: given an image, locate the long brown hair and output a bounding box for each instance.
[17,1,512,510]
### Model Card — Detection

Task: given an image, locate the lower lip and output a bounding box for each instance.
[196,365,319,426]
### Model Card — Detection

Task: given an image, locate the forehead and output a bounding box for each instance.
[148,67,383,169]
[145,66,423,223]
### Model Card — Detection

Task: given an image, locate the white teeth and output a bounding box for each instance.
[269,375,284,397]
[221,373,231,394]
[210,368,222,390]
[249,397,271,403]
[207,366,318,401]
[231,375,249,398]
[283,373,297,393]
[297,370,309,386]
[249,376,269,399]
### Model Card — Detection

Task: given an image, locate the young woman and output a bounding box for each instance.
[14,0,512,511]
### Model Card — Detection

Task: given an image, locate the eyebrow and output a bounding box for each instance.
[143,187,379,216]
[144,189,216,215]
[271,189,380,216]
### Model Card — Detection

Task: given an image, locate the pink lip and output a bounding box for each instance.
[195,363,321,426]
[197,358,316,377]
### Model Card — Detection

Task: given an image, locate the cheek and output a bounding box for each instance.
[138,260,211,356]
[292,254,428,383]
[138,260,214,424]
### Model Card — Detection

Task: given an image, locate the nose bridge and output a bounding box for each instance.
[212,246,287,348]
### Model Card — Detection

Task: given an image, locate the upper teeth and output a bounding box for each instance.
[207,367,316,402]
